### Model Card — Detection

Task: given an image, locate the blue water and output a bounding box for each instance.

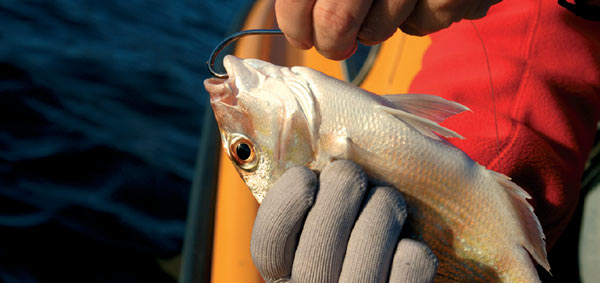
[0,1,252,281]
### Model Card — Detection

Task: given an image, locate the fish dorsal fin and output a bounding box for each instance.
[382,94,470,123]
[490,171,550,272]
[377,105,464,140]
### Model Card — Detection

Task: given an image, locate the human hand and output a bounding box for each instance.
[275,0,501,60]
[250,160,437,282]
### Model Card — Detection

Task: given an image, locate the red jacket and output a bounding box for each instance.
[410,0,600,249]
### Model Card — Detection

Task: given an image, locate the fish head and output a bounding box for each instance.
[204,55,318,202]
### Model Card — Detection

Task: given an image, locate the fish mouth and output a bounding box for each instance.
[204,77,237,104]
[204,55,260,105]
[204,57,239,105]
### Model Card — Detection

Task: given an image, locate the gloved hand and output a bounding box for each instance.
[251,160,437,283]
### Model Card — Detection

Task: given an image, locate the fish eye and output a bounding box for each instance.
[236,143,251,160]
[229,135,258,171]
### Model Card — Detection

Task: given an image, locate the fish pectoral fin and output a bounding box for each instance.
[325,135,389,174]
[325,135,352,160]
[326,136,370,161]
[382,94,470,123]
[377,105,464,140]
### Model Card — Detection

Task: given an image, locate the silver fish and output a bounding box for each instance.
[204,55,550,282]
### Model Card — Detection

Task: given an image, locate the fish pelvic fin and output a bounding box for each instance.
[377,105,464,140]
[490,171,551,273]
[382,94,470,123]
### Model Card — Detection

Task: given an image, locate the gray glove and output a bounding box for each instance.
[251,160,437,283]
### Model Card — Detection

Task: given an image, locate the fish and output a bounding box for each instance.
[203,55,550,282]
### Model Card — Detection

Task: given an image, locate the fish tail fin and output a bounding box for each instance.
[490,171,551,272]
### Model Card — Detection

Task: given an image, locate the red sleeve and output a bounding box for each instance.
[408,0,600,249]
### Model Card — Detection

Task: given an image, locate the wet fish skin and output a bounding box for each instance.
[204,55,550,282]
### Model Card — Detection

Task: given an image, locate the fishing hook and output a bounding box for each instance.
[207,29,284,78]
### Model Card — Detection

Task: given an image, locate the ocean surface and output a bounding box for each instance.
[0,1,252,281]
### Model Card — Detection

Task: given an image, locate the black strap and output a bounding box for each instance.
[558,0,600,21]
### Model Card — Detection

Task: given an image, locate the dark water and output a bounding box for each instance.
[0,1,251,281]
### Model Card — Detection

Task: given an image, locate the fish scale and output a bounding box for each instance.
[361,116,523,282]
[330,100,535,282]
[204,55,550,282]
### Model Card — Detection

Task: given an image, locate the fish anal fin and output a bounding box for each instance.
[382,94,470,123]
[377,105,464,140]
[491,171,550,272]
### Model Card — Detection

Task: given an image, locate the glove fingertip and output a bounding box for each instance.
[366,186,407,224]
[390,239,438,283]
[320,160,368,195]
[266,166,317,206]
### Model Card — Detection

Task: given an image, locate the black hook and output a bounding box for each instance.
[207,29,284,78]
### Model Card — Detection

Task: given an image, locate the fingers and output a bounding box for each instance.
[276,0,372,59]
[276,0,501,58]
[389,239,438,283]
[250,166,317,281]
[464,0,502,20]
[291,160,368,282]
[339,186,407,283]
[399,0,464,36]
[312,0,373,60]
[276,0,500,59]
[358,0,418,45]
[400,0,501,36]
[275,0,316,49]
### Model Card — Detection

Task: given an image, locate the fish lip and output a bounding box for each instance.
[204,77,237,104]
[204,55,256,105]
[204,56,240,105]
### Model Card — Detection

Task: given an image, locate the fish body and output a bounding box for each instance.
[204,55,550,282]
